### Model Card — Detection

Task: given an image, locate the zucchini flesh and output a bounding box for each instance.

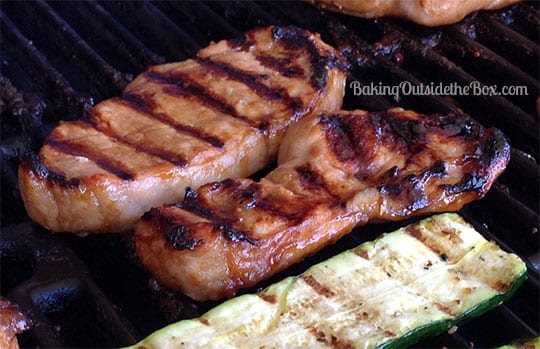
[127,213,527,349]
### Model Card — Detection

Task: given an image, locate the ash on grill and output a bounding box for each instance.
[1,1,538,348]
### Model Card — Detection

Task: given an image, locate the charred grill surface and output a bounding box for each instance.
[134,108,510,301]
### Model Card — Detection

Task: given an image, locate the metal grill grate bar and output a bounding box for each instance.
[47,1,165,74]
[0,13,92,120]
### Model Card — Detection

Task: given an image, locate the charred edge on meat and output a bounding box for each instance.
[227,34,253,52]
[431,112,483,139]
[230,26,346,90]
[196,57,306,116]
[46,121,134,180]
[118,93,224,148]
[442,173,487,195]
[271,26,348,89]
[215,224,257,245]
[20,152,80,188]
[379,161,448,211]
[144,70,258,128]
[441,130,510,196]
[88,108,188,167]
[140,208,202,250]
[165,224,201,250]
[478,129,511,175]
[374,110,483,151]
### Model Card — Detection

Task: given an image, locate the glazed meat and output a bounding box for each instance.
[0,298,31,349]
[18,26,347,233]
[307,0,520,26]
[134,108,510,301]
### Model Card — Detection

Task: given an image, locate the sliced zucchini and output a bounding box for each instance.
[128,213,527,349]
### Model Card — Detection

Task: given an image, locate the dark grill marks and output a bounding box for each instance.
[239,181,307,222]
[22,153,80,188]
[216,224,257,245]
[179,184,258,246]
[164,224,201,251]
[380,161,449,212]
[46,123,134,181]
[258,293,277,304]
[144,70,258,128]
[405,225,445,257]
[442,173,487,195]
[353,248,370,260]
[308,327,355,349]
[254,53,306,79]
[145,208,202,250]
[196,57,305,114]
[178,179,314,245]
[301,275,336,298]
[118,93,224,148]
[435,303,456,316]
[232,26,346,90]
[296,165,336,198]
[271,26,335,89]
[88,109,187,167]
[319,113,358,163]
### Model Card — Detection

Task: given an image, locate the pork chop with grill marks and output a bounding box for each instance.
[135,108,510,301]
[18,26,348,233]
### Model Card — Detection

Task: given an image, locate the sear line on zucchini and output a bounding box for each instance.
[127,213,527,349]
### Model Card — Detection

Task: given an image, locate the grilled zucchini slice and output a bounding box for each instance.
[128,213,527,349]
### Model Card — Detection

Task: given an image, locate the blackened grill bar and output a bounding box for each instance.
[0,1,538,348]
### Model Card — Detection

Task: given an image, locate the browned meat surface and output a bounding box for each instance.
[308,0,520,26]
[135,108,510,301]
[0,298,31,349]
[18,26,347,233]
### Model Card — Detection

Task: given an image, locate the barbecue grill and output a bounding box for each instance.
[1,1,538,348]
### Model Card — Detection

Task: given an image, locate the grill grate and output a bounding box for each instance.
[1,1,538,348]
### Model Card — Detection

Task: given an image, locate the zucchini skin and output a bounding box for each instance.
[126,213,527,349]
[377,270,528,349]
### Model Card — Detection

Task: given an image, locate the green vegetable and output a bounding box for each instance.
[498,337,540,349]
[127,213,527,349]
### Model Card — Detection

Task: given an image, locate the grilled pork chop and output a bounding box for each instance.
[18,26,347,233]
[135,108,510,301]
[308,0,520,26]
